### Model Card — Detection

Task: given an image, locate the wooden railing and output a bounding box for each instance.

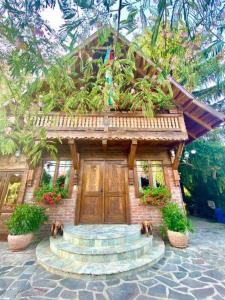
[32,113,184,131]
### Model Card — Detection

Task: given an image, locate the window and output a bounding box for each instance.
[41,160,72,190]
[0,172,23,209]
[136,160,165,194]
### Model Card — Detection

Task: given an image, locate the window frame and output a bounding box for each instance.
[39,159,74,197]
[0,170,26,213]
[134,160,167,198]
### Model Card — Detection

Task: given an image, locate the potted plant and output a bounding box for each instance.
[161,202,193,248]
[34,183,68,206]
[141,186,171,207]
[5,204,48,251]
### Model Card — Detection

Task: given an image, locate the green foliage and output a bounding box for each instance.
[34,184,68,203]
[23,129,58,167]
[151,1,225,45]
[161,202,193,233]
[5,204,48,235]
[138,26,225,112]
[141,186,171,207]
[30,51,173,117]
[180,134,225,216]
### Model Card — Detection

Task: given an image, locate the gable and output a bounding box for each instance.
[73,27,225,143]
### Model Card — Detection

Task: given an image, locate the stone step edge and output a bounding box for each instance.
[50,236,152,255]
[63,225,140,240]
[36,239,165,280]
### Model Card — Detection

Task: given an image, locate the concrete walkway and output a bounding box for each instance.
[0,217,225,300]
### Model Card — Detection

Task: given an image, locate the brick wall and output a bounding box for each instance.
[129,185,162,225]
[24,186,77,237]
[129,165,184,226]
[0,174,77,237]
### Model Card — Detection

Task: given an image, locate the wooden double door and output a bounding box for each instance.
[78,159,128,224]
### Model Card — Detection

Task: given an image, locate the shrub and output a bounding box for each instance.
[161,202,193,233]
[141,186,171,207]
[5,204,48,235]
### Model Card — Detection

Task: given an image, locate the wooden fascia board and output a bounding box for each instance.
[169,78,225,122]
[184,111,213,131]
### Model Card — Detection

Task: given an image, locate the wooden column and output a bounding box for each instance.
[68,139,79,170]
[172,142,185,170]
[27,169,34,187]
[128,140,137,170]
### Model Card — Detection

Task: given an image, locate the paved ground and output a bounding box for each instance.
[0,217,225,300]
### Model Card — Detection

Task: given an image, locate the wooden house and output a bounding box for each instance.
[0,28,224,236]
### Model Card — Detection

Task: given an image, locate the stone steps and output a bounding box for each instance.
[63,224,141,247]
[50,236,152,263]
[36,239,165,280]
[36,224,165,279]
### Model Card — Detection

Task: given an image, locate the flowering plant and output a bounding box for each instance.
[140,186,171,207]
[34,184,67,206]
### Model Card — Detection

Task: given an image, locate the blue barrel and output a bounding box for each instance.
[215,208,225,223]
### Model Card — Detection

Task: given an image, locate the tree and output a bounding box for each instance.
[179,132,225,217]
[138,25,225,113]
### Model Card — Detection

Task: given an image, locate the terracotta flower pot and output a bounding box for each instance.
[167,230,188,248]
[8,233,34,251]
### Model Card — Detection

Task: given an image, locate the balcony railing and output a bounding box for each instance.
[32,112,185,132]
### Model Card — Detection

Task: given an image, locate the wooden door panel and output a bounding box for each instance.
[104,161,127,223]
[104,196,126,223]
[83,163,103,193]
[79,159,128,224]
[79,196,102,223]
[80,161,104,223]
[106,163,125,193]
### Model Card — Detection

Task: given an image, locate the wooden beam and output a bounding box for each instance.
[128,140,137,169]
[102,139,107,152]
[68,139,79,170]
[172,142,185,170]
[184,111,212,131]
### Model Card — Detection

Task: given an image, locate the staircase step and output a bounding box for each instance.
[63,224,141,247]
[36,239,165,280]
[50,236,152,263]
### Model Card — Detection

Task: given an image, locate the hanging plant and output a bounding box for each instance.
[140,186,171,207]
[34,184,68,206]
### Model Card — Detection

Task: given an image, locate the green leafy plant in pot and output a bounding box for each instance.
[161,202,193,248]
[5,204,48,251]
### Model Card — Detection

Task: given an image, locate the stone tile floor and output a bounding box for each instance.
[1,217,225,300]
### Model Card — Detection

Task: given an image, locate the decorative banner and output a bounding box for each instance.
[104,48,114,106]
